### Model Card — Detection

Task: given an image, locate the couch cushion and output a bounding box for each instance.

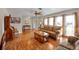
[48,26,53,31]
[44,25,48,30]
[54,26,61,30]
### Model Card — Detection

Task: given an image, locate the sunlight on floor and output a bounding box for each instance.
[47,43,54,50]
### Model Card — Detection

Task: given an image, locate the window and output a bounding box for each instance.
[55,16,63,36]
[44,18,48,25]
[55,16,63,26]
[64,14,75,36]
[49,17,54,26]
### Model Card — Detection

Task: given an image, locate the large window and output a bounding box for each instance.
[49,17,54,26]
[44,18,48,25]
[64,14,75,36]
[55,16,63,36]
[55,16,63,26]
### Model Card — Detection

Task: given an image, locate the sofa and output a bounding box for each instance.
[39,25,61,40]
[68,36,79,49]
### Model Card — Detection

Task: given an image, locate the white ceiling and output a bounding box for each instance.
[6,8,72,17]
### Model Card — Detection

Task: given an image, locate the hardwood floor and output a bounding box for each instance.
[5,30,58,50]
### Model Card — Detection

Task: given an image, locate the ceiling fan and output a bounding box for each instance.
[34,8,42,16]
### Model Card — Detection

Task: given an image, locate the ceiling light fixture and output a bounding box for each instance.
[34,8,42,16]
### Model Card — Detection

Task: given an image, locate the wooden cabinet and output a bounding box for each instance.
[4,16,10,31]
[4,15,13,42]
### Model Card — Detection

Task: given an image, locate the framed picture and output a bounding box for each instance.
[11,17,21,23]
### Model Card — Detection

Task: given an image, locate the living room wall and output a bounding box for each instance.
[0,8,9,39]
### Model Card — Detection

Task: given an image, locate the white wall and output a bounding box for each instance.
[0,8,9,39]
[21,16,32,29]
